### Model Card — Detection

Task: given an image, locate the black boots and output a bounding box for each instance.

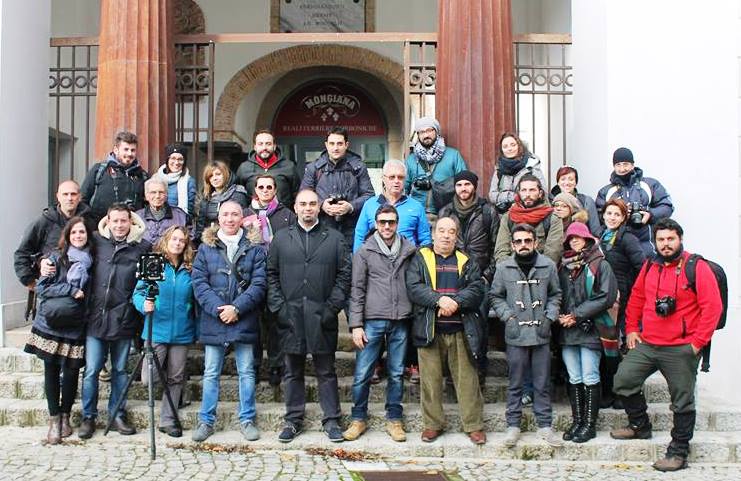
[610,392,653,439]
[563,383,584,441]
[653,411,696,471]
[573,383,600,443]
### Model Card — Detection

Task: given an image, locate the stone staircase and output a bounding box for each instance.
[2,322,741,463]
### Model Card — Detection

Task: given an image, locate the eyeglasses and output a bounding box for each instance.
[256,185,274,191]
[384,175,405,180]
[377,219,398,226]
[512,238,534,245]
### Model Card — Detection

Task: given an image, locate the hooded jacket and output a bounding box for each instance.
[558,241,618,348]
[405,247,485,358]
[81,154,148,223]
[235,148,301,207]
[490,252,562,347]
[14,203,92,286]
[86,212,151,340]
[191,226,267,346]
[194,182,250,243]
[595,167,674,250]
[348,235,417,329]
[300,150,375,239]
[488,154,547,213]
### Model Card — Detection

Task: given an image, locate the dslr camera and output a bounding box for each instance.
[628,201,645,226]
[655,295,677,317]
[412,175,432,191]
[136,253,166,282]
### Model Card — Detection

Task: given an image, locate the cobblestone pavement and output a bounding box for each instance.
[1,427,740,481]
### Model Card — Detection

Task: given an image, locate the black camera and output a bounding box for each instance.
[328,193,348,205]
[655,296,677,317]
[413,175,432,191]
[136,253,166,282]
[628,201,644,226]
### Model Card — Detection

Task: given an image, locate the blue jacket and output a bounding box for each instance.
[404,146,467,214]
[353,194,432,252]
[133,262,196,345]
[192,226,267,346]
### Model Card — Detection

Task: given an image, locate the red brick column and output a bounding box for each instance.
[94,0,174,171]
[436,0,515,193]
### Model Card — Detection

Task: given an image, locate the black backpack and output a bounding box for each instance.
[684,254,728,372]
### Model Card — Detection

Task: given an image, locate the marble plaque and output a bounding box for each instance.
[279,0,366,33]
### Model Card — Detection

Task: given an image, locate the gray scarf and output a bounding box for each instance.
[414,135,447,164]
[373,231,401,261]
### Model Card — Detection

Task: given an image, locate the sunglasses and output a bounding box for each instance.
[512,238,534,245]
[256,185,275,190]
[377,219,398,226]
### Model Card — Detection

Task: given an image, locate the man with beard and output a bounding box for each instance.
[81,131,148,225]
[267,189,352,443]
[494,174,563,264]
[438,170,500,383]
[300,127,375,245]
[490,223,564,448]
[610,218,722,472]
[596,147,674,255]
[404,117,467,216]
[236,129,300,206]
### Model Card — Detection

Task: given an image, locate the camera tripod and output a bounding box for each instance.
[104,281,181,460]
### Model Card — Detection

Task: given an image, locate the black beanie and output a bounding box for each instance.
[612,147,634,165]
[165,143,187,162]
[454,170,478,188]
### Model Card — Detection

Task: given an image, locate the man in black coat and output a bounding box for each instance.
[266,189,351,443]
[81,131,148,224]
[77,204,150,439]
[14,180,91,290]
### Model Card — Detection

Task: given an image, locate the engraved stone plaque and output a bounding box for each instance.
[279,0,366,33]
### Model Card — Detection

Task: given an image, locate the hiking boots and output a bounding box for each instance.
[342,420,367,441]
[386,420,406,442]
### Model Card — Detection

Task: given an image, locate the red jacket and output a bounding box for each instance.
[625,251,722,350]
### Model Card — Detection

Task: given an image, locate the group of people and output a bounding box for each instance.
[14,120,722,472]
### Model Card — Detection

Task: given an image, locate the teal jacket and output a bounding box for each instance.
[404,146,467,214]
[133,262,196,344]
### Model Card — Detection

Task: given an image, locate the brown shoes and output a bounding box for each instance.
[47,415,61,445]
[421,428,442,442]
[653,455,688,472]
[60,413,73,438]
[342,420,367,441]
[610,423,653,440]
[468,430,487,445]
[386,420,406,442]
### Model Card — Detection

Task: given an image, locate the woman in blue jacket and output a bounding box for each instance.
[133,225,196,438]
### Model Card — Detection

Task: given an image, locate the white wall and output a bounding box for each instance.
[0,0,52,344]
[573,0,740,402]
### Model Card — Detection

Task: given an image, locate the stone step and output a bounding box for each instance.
[1,399,739,434]
[0,371,671,405]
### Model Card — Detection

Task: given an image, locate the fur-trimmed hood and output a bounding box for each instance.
[200,224,262,247]
[97,211,147,243]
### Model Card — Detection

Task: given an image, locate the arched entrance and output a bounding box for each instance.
[271,79,388,175]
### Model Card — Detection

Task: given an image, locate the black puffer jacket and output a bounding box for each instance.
[235,148,301,207]
[299,151,374,241]
[195,182,250,243]
[80,154,148,224]
[86,213,151,340]
[438,198,500,281]
[600,225,646,326]
[558,242,618,349]
[405,247,485,359]
[266,222,351,355]
[14,203,92,286]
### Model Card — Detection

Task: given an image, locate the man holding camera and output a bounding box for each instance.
[300,126,374,246]
[596,147,674,255]
[610,218,722,472]
[404,117,467,217]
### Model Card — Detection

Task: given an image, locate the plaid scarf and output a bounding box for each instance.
[413,135,447,164]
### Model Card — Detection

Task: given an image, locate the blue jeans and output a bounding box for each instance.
[199,343,256,426]
[350,320,408,421]
[561,345,602,385]
[82,336,132,419]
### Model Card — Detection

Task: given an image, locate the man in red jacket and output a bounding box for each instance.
[610,218,722,472]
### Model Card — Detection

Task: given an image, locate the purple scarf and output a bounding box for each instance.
[251,197,280,244]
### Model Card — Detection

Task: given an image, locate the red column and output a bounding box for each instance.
[436,0,515,193]
[94,0,175,171]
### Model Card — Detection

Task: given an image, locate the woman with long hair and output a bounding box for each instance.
[488,132,547,213]
[194,161,249,243]
[24,217,93,444]
[132,225,196,437]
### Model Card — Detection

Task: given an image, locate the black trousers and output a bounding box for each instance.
[44,361,80,416]
[283,352,341,426]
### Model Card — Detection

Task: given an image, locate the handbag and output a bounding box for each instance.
[39,296,85,329]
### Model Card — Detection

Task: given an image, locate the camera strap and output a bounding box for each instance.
[654,259,681,301]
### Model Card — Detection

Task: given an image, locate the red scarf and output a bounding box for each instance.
[509,198,553,225]
[255,152,278,170]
